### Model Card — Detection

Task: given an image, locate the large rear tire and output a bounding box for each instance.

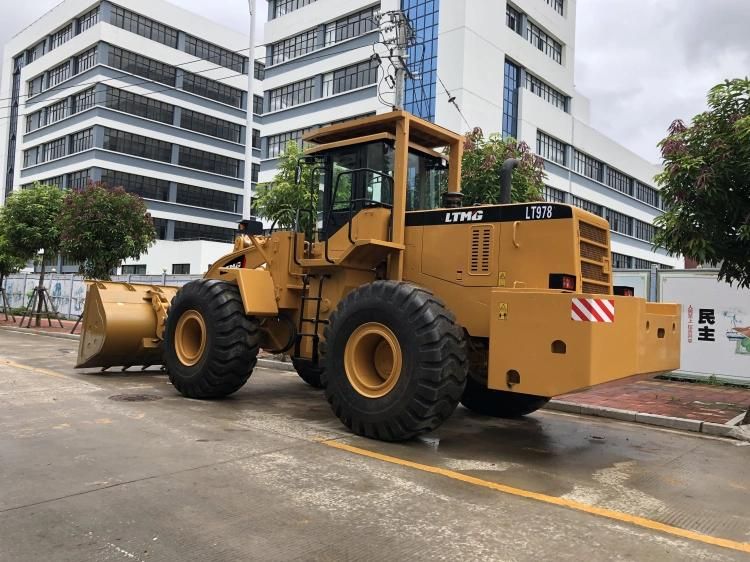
[291,357,324,389]
[323,281,467,441]
[164,279,260,399]
[461,375,549,417]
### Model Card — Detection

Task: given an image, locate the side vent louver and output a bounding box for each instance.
[469,225,493,275]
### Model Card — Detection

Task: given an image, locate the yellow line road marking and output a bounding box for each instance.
[0,358,70,380]
[322,439,750,555]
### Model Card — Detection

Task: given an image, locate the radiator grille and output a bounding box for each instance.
[579,221,610,294]
[469,225,492,275]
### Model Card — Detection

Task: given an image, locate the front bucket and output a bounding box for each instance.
[76,282,179,369]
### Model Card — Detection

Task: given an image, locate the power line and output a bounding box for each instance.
[438,75,471,130]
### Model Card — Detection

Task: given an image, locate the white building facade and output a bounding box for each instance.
[0,0,264,275]
[260,0,680,269]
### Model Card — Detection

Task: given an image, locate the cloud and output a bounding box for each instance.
[575,0,750,163]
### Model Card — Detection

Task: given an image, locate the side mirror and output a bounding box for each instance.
[295,165,302,185]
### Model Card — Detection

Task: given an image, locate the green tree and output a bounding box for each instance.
[0,234,27,288]
[256,141,318,232]
[1,184,65,323]
[655,78,750,287]
[460,128,545,205]
[59,183,156,280]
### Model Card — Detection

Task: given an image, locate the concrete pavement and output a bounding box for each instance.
[0,330,749,561]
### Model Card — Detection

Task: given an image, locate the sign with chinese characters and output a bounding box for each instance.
[660,271,750,383]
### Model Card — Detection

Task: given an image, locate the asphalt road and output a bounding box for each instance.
[0,329,748,561]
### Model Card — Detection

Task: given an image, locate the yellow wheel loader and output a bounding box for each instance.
[76,111,680,441]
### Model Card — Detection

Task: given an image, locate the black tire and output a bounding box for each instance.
[461,375,549,417]
[164,279,260,399]
[323,281,468,441]
[291,357,324,389]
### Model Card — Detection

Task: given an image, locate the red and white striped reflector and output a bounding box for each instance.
[571,298,615,323]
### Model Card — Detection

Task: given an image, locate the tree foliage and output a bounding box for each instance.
[0,233,27,282]
[59,183,156,280]
[1,183,65,260]
[256,141,318,231]
[655,78,750,287]
[460,129,545,205]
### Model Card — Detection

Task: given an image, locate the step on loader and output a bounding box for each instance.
[77,111,680,441]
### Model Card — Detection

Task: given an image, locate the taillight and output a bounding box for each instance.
[549,273,577,292]
[614,285,634,296]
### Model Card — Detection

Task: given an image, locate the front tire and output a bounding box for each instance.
[323,281,468,441]
[164,279,260,399]
[292,357,324,388]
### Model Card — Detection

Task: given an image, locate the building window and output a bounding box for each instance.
[23,148,38,168]
[172,264,191,274]
[77,6,100,32]
[251,163,260,183]
[571,196,603,217]
[101,169,170,201]
[611,252,630,269]
[47,62,71,88]
[46,99,69,125]
[73,87,96,113]
[103,128,173,162]
[502,60,519,138]
[182,71,243,108]
[403,0,440,122]
[633,219,656,242]
[175,184,239,212]
[75,47,98,74]
[253,95,264,115]
[26,110,44,133]
[270,28,317,65]
[266,129,307,159]
[251,128,260,149]
[574,150,603,182]
[68,169,91,190]
[506,4,522,34]
[269,78,316,111]
[70,128,94,154]
[180,109,242,143]
[254,61,265,80]
[173,221,235,243]
[325,59,378,96]
[526,21,562,64]
[635,181,659,207]
[525,73,568,112]
[121,264,147,274]
[50,23,73,50]
[536,131,566,165]
[606,167,632,195]
[185,35,247,74]
[272,0,317,18]
[178,147,241,177]
[606,208,632,236]
[545,0,564,15]
[152,218,169,240]
[324,6,378,46]
[43,137,67,162]
[110,6,178,48]
[544,185,566,203]
[106,86,175,124]
[27,75,44,97]
[108,46,176,86]
[26,41,45,65]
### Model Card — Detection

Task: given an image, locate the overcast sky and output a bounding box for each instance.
[3,0,749,163]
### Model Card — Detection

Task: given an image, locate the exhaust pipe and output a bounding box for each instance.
[500,158,519,204]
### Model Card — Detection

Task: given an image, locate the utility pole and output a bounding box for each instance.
[379,10,414,111]
[242,0,256,220]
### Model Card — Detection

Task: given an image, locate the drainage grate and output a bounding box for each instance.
[108,394,162,402]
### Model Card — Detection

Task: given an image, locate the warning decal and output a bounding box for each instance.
[571,298,615,323]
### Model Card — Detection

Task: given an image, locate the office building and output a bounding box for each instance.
[0,0,263,274]
[260,0,681,269]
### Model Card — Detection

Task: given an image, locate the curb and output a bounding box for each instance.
[0,325,80,341]
[546,399,749,441]
[257,358,296,372]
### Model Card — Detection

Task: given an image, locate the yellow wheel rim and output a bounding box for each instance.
[344,322,402,398]
[174,310,207,367]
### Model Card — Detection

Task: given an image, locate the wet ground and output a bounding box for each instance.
[1,329,748,561]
